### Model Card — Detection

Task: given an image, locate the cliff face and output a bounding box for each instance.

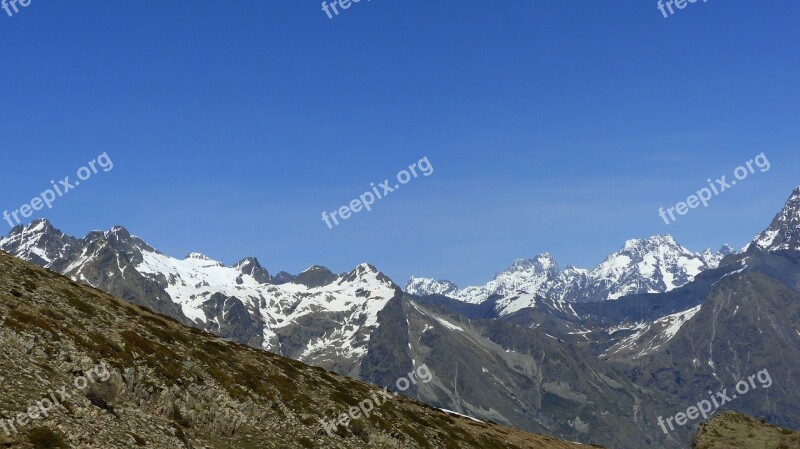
[0,250,590,449]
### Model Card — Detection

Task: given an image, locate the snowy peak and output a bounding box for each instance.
[104,225,131,240]
[405,277,460,297]
[12,218,57,236]
[506,253,560,275]
[186,252,213,261]
[456,252,564,304]
[234,256,261,270]
[749,186,800,252]
[623,234,675,250]
[178,252,224,268]
[83,225,158,260]
[589,235,709,300]
[700,245,736,268]
[340,263,396,288]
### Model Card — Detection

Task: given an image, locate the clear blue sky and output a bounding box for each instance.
[1,1,798,287]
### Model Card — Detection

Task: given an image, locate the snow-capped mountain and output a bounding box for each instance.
[580,235,713,301]
[748,186,800,252]
[0,219,81,267]
[406,235,734,305]
[404,277,460,298]
[408,254,563,304]
[0,220,398,376]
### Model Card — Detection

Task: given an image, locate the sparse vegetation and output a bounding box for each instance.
[693,411,800,449]
[27,427,69,448]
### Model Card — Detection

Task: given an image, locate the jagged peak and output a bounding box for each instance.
[271,271,296,285]
[344,262,383,279]
[563,265,588,275]
[8,218,57,236]
[404,276,460,297]
[749,187,800,252]
[301,264,331,274]
[340,263,395,288]
[406,275,458,286]
[351,262,384,276]
[0,220,79,267]
[234,256,262,269]
[623,234,679,250]
[103,225,132,240]
[28,218,54,230]
[183,252,225,267]
[233,257,271,284]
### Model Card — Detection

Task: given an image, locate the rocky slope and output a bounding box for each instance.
[365,295,678,449]
[0,250,590,449]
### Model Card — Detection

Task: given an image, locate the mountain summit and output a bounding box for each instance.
[749,186,800,252]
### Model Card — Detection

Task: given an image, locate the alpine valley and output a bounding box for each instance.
[3,187,800,448]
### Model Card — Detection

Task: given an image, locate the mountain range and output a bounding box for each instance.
[406,236,735,306]
[0,250,583,449]
[3,186,800,448]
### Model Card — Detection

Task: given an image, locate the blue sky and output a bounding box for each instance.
[1,1,798,287]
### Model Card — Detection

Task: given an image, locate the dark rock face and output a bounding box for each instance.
[292,265,338,288]
[234,257,271,284]
[201,292,264,347]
